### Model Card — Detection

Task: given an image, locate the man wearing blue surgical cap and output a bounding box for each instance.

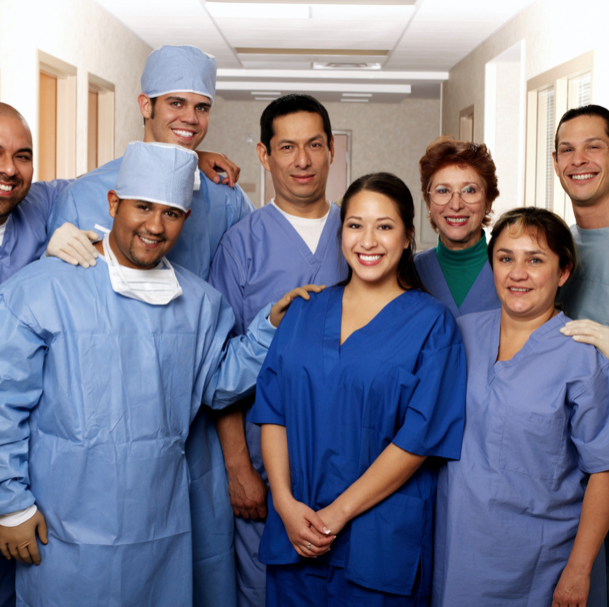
[45,45,257,607]
[0,142,315,607]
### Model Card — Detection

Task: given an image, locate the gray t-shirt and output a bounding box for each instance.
[558,225,609,324]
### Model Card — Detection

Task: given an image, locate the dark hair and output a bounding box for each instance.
[487,207,576,286]
[143,97,158,126]
[419,136,499,229]
[260,94,332,155]
[338,172,426,292]
[554,104,609,153]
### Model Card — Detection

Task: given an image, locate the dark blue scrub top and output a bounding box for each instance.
[249,286,466,597]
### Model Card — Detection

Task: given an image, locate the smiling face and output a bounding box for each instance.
[107,193,190,269]
[428,163,488,250]
[139,92,211,150]
[257,111,333,211]
[553,114,609,212]
[492,226,571,323]
[341,189,410,289]
[0,116,33,224]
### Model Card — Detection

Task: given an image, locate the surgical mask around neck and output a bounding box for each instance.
[102,233,182,305]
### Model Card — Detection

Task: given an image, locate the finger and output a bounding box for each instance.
[307,511,332,536]
[301,528,334,548]
[82,230,100,244]
[7,544,21,562]
[66,241,98,267]
[37,516,48,545]
[26,541,41,566]
[15,544,31,564]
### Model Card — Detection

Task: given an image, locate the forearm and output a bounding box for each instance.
[333,443,425,522]
[260,424,292,509]
[215,408,249,471]
[567,471,609,574]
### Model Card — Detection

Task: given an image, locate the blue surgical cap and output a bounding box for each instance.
[115,142,198,212]
[141,45,216,103]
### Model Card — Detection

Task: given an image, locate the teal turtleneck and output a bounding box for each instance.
[435,232,489,308]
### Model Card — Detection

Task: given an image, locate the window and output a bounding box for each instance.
[525,51,594,224]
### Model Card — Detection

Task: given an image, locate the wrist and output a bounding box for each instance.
[224,450,253,475]
[272,490,295,516]
[565,554,594,577]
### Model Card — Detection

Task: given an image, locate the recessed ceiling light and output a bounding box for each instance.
[254,97,279,101]
[342,93,372,97]
[341,98,370,103]
[313,62,382,70]
[251,91,281,95]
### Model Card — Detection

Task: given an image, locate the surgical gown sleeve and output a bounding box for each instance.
[208,241,247,335]
[568,356,609,474]
[202,300,276,411]
[392,314,467,459]
[25,180,73,237]
[0,298,47,515]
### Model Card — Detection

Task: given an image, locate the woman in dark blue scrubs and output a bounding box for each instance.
[249,173,467,606]
[415,137,501,318]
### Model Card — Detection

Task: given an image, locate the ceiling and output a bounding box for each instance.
[94,0,537,103]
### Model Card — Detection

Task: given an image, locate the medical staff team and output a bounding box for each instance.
[0,42,608,607]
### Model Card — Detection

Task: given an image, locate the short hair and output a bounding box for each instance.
[554,104,609,153]
[419,136,499,229]
[260,94,332,155]
[338,172,426,292]
[487,207,576,286]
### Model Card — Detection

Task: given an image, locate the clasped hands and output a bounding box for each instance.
[276,496,345,559]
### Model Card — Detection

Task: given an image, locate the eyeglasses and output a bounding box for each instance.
[428,184,485,206]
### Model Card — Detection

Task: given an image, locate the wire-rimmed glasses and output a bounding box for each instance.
[428,184,485,206]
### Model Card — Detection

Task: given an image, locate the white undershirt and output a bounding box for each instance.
[271,200,330,254]
[0,221,7,247]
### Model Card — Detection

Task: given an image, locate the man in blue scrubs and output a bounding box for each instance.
[0,141,284,607]
[45,46,257,607]
[208,94,348,607]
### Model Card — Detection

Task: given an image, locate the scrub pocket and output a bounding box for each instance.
[499,406,565,481]
[346,492,425,597]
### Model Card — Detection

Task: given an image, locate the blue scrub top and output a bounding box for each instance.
[414,247,500,318]
[0,256,255,606]
[249,286,466,599]
[209,201,348,334]
[46,157,254,282]
[433,309,609,607]
[0,180,71,284]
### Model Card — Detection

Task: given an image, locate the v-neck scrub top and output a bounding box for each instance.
[432,309,609,607]
[249,286,466,600]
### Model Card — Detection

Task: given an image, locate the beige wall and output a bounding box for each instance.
[442,0,609,141]
[0,0,151,179]
[204,97,441,208]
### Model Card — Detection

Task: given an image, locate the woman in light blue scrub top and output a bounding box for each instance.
[415,137,500,318]
[249,173,467,606]
[433,207,609,607]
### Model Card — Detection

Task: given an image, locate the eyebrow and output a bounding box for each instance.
[345,215,396,222]
[166,96,211,109]
[558,137,608,146]
[276,134,325,146]
[0,145,33,156]
[495,247,547,255]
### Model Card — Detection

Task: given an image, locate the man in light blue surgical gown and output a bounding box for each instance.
[0,142,276,607]
[45,45,257,607]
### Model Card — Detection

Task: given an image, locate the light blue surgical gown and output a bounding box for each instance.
[46,159,255,606]
[433,309,609,607]
[208,202,348,607]
[0,255,274,607]
[414,247,499,317]
[249,286,466,604]
[0,180,70,284]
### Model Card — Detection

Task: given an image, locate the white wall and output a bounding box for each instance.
[442,0,609,141]
[0,0,152,179]
[204,97,441,209]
